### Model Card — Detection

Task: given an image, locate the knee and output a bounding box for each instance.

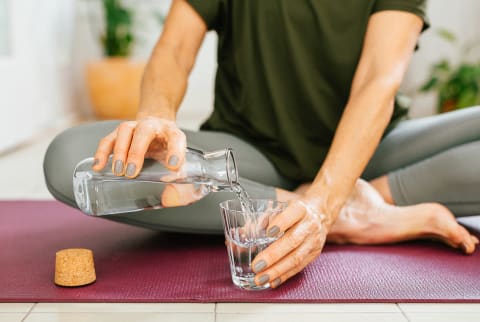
[44,127,82,206]
[44,121,120,206]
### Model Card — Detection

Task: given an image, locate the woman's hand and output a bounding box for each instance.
[92,116,187,178]
[251,198,329,288]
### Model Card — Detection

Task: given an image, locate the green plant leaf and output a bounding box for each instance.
[456,87,478,108]
[432,60,450,74]
[420,77,439,92]
[436,28,457,43]
[102,0,134,57]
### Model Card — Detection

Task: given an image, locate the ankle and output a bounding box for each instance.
[369,176,394,204]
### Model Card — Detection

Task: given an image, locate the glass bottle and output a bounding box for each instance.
[73,148,238,216]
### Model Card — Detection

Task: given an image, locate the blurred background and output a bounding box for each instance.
[0,0,479,154]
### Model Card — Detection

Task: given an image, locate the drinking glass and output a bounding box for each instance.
[219,199,287,290]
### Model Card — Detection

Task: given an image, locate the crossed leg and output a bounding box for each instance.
[282,180,478,254]
[288,107,480,254]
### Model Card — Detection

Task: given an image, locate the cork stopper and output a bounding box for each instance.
[54,248,96,287]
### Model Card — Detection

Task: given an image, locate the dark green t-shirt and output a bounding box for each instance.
[187,0,428,183]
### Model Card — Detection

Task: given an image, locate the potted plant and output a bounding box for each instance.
[420,29,480,113]
[86,0,156,120]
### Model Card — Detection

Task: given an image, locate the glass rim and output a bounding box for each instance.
[219,198,288,214]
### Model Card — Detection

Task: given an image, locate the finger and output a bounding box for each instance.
[161,183,203,207]
[164,125,187,171]
[251,220,309,273]
[159,168,187,182]
[254,236,314,286]
[255,233,319,287]
[112,122,136,176]
[265,201,306,238]
[124,123,156,178]
[256,211,271,233]
[92,130,116,171]
[268,252,318,289]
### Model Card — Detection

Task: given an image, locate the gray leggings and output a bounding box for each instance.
[43,107,480,234]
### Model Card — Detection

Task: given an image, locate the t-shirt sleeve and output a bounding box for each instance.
[187,0,225,31]
[372,0,430,31]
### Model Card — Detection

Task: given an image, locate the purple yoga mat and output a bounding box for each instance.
[0,201,479,303]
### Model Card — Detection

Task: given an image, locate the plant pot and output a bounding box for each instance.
[440,99,457,113]
[86,57,145,120]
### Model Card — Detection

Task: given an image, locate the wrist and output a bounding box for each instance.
[304,174,345,229]
[298,196,335,231]
[137,99,176,121]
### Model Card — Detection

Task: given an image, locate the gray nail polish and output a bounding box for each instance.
[126,163,136,177]
[271,277,281,288]
[257,274,270,285]
[267,226,280,237]
[168,155,179,167]
[253,260,267,273]
[114,160,124,175]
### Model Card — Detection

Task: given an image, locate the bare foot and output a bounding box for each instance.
[327,180,479,254]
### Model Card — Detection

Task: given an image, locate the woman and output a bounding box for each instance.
[44,0,480,288]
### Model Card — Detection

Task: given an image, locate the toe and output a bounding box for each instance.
[472,235,479,245]
[456,231,478,255]
[425,203,477,254]
[452,227,476,254]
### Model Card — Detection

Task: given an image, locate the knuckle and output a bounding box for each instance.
[170,129,186,142]
[312,234,322,245]
[283,231,302,247]
[99,137,112,146]
[113,145,128,155]
[304,219,316,231]
[95,147,108,155]
[127,150,144,160]
[267,267,281,279]
[291,254,303,268]
[136,121,155,134]
[118,122,133,132]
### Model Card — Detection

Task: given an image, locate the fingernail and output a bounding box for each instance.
[257,274,270,285]
[461,242,468,253]
[267,226,280,237]
[114,160,124,175]
[253,260,267,273]
[92,158,99,167]
[168,155,179,167]
[126,163,136,177]
[271,277,281,288]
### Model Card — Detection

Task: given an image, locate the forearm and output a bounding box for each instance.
[136,0,207,121]
[304,11,422,227]
[137,44,189,121]
[306,80,396,226]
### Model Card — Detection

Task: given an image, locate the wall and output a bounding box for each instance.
[0,0,10,56]
[0,0,76,152]
[401,0,480,117]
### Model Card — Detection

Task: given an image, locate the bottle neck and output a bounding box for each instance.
[203,148,238,187]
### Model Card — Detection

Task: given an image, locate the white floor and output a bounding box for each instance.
[1,127,479,322]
